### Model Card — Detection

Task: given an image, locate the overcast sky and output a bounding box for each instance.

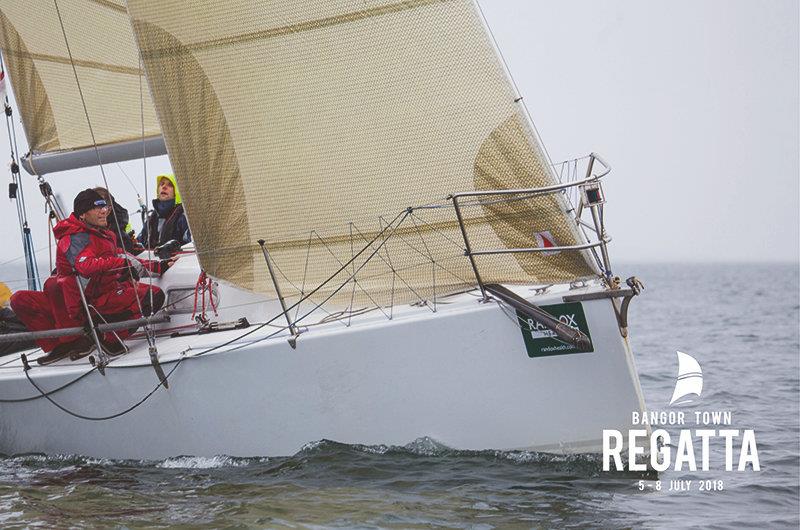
[0,0,797,288]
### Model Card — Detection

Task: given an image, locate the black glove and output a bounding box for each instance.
[155,239,181,259]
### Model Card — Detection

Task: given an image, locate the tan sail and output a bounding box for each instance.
[126,0,598,306]
[0,0,161,172]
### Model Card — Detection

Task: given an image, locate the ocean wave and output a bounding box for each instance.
[156,455,267,469]
[293,437,608,470]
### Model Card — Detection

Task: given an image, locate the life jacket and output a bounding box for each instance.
[139,173,190,249]
[54,214,163,320]
[53,214,126,319]
[143,202,187,248]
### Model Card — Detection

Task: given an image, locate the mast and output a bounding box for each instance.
[1,53,39,290]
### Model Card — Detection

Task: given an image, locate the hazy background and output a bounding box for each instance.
[1,0,797,285]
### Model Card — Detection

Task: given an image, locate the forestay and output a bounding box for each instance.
[126,0,598,307]
[0,0,162,174]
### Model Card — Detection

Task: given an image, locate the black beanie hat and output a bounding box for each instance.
[73,188,107,217]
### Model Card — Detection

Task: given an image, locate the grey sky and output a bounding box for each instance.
[1,0,797,287]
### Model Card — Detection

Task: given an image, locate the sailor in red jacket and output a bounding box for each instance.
[54,189,168,355]
[11,189,170,364]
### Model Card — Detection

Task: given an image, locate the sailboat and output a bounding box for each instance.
[0,0,649,459]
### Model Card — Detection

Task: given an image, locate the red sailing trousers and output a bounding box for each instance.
[91,282,164,342]
[10,277,83,352]
[11,278,163,351]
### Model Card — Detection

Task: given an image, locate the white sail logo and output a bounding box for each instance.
[669,351,703,405]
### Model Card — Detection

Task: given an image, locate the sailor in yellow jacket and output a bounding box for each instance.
[138,174,192,249]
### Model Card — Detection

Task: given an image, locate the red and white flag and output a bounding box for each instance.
[0,71,6,101]
[534,230,560,256]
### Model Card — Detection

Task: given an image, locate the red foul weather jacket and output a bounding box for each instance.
[53,214,161,320]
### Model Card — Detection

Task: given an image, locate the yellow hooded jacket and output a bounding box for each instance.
[155,173,182,204]
[137,174,191,248]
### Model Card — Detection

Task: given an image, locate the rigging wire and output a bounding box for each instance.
[137,54,156,317]
[1,53,40,290]
[473,0,558,171]
[114,162,144,203]
[0,366,96,403]
[12,184,600,418]
[192,210,410,359]
[473,2,601,273]
[0,244,50,269]
[17,210,408,419]
[51,0,156,352]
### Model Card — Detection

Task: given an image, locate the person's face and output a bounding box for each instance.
[81,204,109,227]
[158,178,175,201]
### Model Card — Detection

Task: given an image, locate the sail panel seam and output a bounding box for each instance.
[85,0,126,14]
[139,0,454,58]
[0,49,143,76]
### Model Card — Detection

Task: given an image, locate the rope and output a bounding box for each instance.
[47,211,56,272]
[0,366,97,403]
[23,356,184,421]
[10,178,603,418]
[191,270,218,322]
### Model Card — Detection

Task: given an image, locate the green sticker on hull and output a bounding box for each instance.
[517,302,593,357]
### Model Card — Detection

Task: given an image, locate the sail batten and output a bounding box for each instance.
[127,0,597,303]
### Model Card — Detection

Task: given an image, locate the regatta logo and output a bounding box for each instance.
[603,412,760,472]
[670,351,703,405]
[602,351,761,475]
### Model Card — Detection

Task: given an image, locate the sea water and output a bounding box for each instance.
[1,263,798,528]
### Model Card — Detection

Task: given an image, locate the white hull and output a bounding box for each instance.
[0,284,646,459]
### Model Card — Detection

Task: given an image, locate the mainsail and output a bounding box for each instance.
[0,0,163,174]
[126,0,598,306]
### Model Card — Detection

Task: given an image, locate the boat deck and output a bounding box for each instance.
[0,280,600,379]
